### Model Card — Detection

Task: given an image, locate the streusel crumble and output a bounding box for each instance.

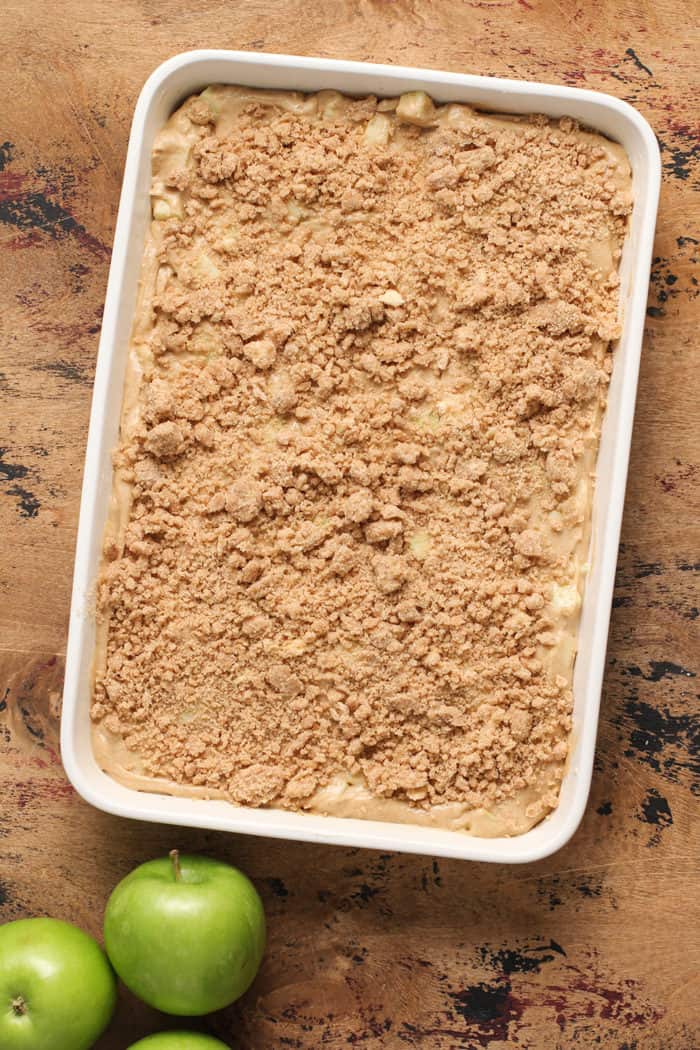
[92,86,631,836]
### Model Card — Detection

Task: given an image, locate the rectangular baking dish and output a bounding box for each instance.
[61,50,660,863]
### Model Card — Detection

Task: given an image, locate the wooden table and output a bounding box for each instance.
[2,3,698,1047]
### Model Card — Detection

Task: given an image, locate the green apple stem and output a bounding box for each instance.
[12,996,27,1016]
[170,848,182,882]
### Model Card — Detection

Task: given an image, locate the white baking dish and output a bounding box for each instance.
[61,50,660,862]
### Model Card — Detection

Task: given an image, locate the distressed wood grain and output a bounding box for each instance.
[1,2,698,1047]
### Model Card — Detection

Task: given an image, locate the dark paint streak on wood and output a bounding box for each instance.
[447,941,567,1042]
[33,162,80,200]
[542,973,664,1030]
[33,360,91,385]
[623,699,700,785]
[657,133,700,183]
[0,190,109,258]
[68,261,91,293]
[543,885,563,909]
[0,449,30,484]
[0,449,41,518]
[0,142,14,171]
[630,560,664,578]
[576,875,603,898]
[450,981,521,1041]
[656,462,698,494]
[648,255,685,309]
[351,883,380,904]
[637,788,673,828]
[624,48,653,77]
[625,661,696,682]
[267,877,289,899]
[19,706,45,740]
[10,485,40,518]
[478,941,566,974]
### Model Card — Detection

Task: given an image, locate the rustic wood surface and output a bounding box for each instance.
[1,2,698,1047]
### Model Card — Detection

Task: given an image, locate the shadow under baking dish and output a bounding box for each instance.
[61,50,660,863]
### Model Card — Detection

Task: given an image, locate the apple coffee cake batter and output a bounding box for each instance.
[92,86,631,836]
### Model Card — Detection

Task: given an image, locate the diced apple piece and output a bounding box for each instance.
[276,91,318,115]
[318,90,347,119]
[199,86,224,117]
[286,200,311,225]
[412,408,441,432]
[364,113,392,147]
[151,190,183,221]
[396,91,437,127]
[217,232,238,253]
[409,530,432,560]
[155,264,173,294]
[152,197,173,220]
[442,102,477,127]
[550,582,581,616]
[380,289,404,307]
[193,252,220,280]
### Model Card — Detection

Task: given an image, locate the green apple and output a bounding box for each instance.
[104,851,265,1015]
[127,1035,230,1049]
[0,917,116,1050]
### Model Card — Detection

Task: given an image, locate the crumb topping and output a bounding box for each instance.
[93,87,630,826]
